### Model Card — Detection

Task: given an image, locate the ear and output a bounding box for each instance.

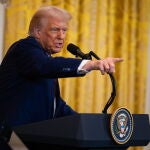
[34,28,41,39]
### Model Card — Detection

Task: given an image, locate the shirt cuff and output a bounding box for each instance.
[77,60,90,74]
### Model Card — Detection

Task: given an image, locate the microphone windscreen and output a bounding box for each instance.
[67,43,80,55]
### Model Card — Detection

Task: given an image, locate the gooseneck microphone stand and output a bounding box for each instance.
[78,51,116,114]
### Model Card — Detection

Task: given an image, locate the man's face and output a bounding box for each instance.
[36,17,68,54]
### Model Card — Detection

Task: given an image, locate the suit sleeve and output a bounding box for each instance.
[13,40,84,78]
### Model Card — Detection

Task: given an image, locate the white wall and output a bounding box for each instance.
[144,23,150,150]
[145,25,150,116]
[0,3,5,62]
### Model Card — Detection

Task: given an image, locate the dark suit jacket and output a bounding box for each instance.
[0,36,83,127]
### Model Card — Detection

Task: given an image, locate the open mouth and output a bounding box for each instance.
[55,42,63,48]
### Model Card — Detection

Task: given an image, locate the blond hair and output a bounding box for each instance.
[28,6,72,36]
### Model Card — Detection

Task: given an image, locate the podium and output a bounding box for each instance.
[13,114,150,150]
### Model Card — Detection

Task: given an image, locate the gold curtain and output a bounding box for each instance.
[3,0,150,150]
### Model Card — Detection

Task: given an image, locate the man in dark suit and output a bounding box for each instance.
[0,6,123,127]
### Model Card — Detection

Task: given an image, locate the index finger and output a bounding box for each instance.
[113,58,124,63]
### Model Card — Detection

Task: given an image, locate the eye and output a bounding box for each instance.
[50,27,59,32]
[62,28,68,32]
[50,27,68,33]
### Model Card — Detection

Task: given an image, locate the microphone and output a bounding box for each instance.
[67,43,116,114]
[67,43,91,59]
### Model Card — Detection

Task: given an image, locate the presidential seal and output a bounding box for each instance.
[110,108,133,144]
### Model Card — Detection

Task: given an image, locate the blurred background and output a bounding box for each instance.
[0,0,150,150]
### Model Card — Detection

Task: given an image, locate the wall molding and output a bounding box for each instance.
[0,4,5,62]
